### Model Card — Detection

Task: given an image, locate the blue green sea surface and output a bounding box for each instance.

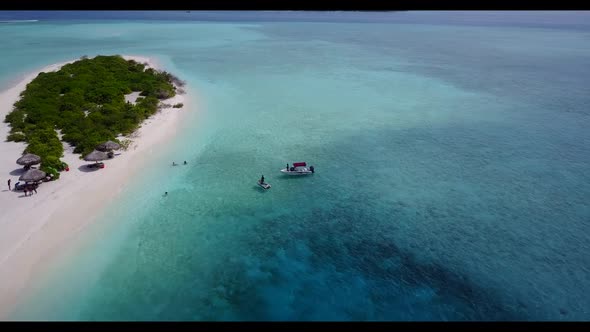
[1,11,589,320]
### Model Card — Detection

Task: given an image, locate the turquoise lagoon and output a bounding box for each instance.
[1,12,590,320]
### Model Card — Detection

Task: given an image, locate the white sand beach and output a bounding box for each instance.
[0,55,189,318]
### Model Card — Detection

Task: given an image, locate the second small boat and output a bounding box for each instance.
[257,175,271,189]
[258,181,271,190]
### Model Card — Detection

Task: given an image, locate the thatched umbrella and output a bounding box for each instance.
[84,150,109,162]
[16,153,41,168]
[96,140,121,152]
[19,169,46,183]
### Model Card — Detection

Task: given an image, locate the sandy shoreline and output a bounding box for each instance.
[0,55,190,318]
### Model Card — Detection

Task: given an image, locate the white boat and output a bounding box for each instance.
[281,162,315,176]
[258,181,271,189]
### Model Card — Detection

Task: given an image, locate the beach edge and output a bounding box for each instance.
[0,55,192,319]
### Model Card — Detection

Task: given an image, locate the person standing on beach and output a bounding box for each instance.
[7,179,11,191]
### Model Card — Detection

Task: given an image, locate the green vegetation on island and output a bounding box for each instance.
[4,55,183,179]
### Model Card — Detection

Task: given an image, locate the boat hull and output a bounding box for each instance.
[280,169,313,176]
[258,182,271,189]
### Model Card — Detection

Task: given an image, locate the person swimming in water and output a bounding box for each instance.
[172,162,177,166]
[184,161,187,165]
[164,191,168,196]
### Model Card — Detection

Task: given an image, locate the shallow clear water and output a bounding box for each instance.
[2,12,590,320]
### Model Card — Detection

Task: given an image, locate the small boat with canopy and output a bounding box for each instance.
[280,162,315,176]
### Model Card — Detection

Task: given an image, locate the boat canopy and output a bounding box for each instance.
[293,162,307,167]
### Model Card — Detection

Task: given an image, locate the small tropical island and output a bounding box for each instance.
[0,54,188,315]
[4,55,184,179]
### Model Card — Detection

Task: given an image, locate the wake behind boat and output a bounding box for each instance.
[281,162,315,175]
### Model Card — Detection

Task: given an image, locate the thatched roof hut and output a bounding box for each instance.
[16,153,41,166]
[19,169,46,182]
[96,141,121,152]
[84,150,109,162]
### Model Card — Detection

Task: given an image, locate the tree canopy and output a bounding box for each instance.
[4,55,178,177]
